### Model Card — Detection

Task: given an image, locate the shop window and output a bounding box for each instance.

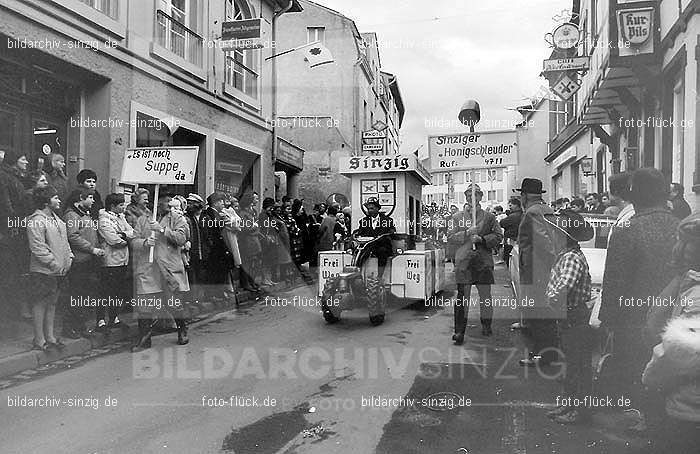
[156,0,203,67]
[215,140,259,198]
[487,190,496,201]
[496,189,503,202]
[79,0,118,18]
[571,162,581,197]
[672,77,685,183]
[135,112,170,147]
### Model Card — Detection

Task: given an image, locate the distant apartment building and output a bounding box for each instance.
[0,0,303,201]
[276,0,404,205]
[423,167,510,210]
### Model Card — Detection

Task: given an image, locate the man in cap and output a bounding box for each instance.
[448,184,503,344]
[515,178,568,366]
[356,197,396,280]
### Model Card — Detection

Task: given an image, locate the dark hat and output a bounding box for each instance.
[207,192,226,205]
[262,197,276,209]
[513,178,546,194]
[77,169,97,184]
[463,183,483,196]
[549,209,594,242]
[363,197,381,208]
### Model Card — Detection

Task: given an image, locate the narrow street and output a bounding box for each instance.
[1,265,647,454]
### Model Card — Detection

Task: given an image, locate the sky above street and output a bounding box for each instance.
[314,0,568,156]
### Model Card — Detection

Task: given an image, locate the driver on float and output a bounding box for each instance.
[355,197,396,280]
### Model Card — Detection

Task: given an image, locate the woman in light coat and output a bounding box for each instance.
[131,196,190,351]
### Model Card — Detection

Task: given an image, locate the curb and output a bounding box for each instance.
[0,281,307,380]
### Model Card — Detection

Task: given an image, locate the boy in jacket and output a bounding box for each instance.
[63,188,104,338]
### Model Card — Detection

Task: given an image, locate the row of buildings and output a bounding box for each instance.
[424,0,699,215]
[0,0,404,206]
[540,0,699,215]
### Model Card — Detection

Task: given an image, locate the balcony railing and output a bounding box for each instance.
[155,10,203,67]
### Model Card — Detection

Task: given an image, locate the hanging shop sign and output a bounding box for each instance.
[277,138,304,171]
[545,23,580,50]
[220,18,268,50]
[543,56,590,72]
[362,130,386,140]
[551,73,581,101]
[617,7,654,56]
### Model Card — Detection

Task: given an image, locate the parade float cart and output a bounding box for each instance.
[318,155,445,325]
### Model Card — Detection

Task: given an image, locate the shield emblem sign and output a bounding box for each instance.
[618,8,653,46]
[361,178,396,216]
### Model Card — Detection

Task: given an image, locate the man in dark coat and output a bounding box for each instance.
[448,184,503,343]
[668,183,692,220]
[355,198,396,280]
[500,197,523,267]
[200,192,231,300]
[516,178,568,366]
[600,168,680,431]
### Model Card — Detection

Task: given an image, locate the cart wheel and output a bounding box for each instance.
[369,314,385,326]
[321,278,341,324]
[365,277,386,325]
[322,302,340,324]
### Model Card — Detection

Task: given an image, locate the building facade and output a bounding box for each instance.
[0,0,302,202]
[544,0,699,212]
[275,0,404,206]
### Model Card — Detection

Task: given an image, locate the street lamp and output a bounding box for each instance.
[458,99,481,133]
[458,98,481,249]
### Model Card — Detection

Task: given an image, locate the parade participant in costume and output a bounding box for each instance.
[355,197,396,280]
[448,184,503,344]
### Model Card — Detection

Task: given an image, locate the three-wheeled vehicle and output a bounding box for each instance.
[318,154,446,325]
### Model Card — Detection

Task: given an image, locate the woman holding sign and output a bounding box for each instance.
[131,196,190,351]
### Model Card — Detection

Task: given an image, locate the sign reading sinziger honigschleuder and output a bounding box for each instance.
[428,130,518,170]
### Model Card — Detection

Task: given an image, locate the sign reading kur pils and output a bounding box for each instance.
[120,146,199,184]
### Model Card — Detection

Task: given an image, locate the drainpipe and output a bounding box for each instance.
[271,0,294,186]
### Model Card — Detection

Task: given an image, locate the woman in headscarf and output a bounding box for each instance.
[125,188,150,227]
[131,196,190,351]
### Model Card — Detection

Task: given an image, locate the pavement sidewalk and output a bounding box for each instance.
[0,280,299,380]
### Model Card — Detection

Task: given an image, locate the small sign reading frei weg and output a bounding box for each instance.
[120,146,199,184]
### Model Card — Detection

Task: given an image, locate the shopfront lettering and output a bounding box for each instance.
[348,156,410,171]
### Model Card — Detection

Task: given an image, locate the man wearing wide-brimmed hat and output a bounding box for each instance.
[356,197,396,280]
[447,184,503,344]
[515,178,568,366]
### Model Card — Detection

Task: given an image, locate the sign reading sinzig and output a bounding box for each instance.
[120,146,199,184]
